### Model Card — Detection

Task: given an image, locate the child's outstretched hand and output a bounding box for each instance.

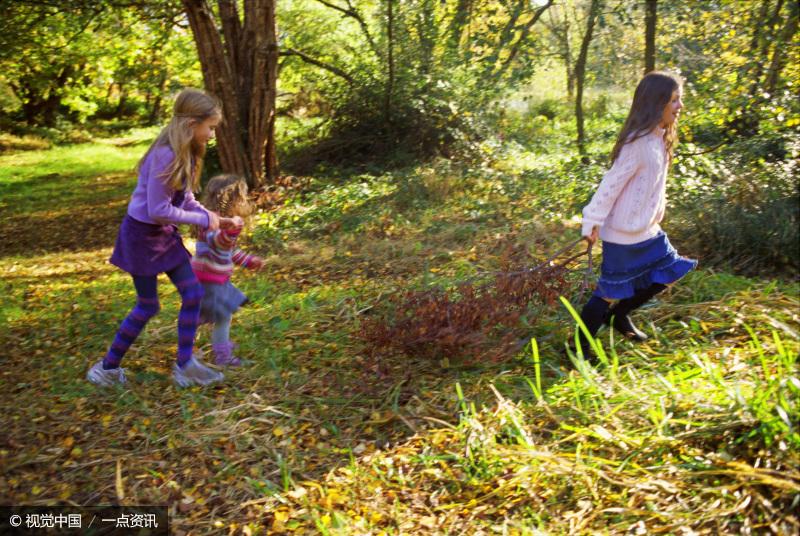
[249,256,265,271]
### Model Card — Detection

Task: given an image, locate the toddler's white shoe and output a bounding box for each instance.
[173,354,224,387]
[87,360,127,387]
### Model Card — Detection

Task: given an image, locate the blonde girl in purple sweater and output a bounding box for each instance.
[87,88,231,387]
[573,71,697,359]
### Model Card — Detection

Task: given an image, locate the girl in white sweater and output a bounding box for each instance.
[574,71,696,359]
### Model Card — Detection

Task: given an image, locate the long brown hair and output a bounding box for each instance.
[610,71,681,165]
[137,88,221,192]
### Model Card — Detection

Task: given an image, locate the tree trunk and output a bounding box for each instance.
[738,0,771,87]
[250,0,279,184]
[385,0,395,126]
[494,0,528,60]
[448,0,472,53]
[105,82,115,109]
[416,0,436,77]
[493,0,554,79]
[562,18,574,99]
[148,70,168,125]
[733,0,795,136]
[17,65,74,127]
[763,0,799,95]
[644,0,657,74]
[546,7,574,99]
[114,84,127,117]
[182,0,278,188]
[748,0,786,95]
[575,0,601,163]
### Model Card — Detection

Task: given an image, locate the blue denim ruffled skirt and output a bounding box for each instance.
[595,231,697,300]
[199,281,248,324]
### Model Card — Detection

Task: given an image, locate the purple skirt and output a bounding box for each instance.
[110,215,192,276]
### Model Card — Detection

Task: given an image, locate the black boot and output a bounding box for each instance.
[570,295,611,360]
[606,283,667,341]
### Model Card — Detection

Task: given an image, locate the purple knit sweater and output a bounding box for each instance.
[126,144,210,227]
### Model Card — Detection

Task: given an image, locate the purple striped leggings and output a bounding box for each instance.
[103,261,203,369]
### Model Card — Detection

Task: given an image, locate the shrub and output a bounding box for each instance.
[0,132,51,152]
[528,97,562,120]
[670,131,799,276]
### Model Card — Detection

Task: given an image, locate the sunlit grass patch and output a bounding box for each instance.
[0,142,147,257]
[0,142,143,183]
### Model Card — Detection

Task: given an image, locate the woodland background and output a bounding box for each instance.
[1,0,798,533]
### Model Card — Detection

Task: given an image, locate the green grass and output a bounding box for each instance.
[0,141,146,214]
[1,136,797,534]
[0,140,152,258]
[264,291,799,533]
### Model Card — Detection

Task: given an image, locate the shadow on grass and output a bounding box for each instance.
[0,171,132,257]
[0,198,128,257]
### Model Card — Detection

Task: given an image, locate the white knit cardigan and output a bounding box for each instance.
[582,127,669,245]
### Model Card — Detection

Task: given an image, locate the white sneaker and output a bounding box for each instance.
[87,360,127,387]
[173,354,224,387]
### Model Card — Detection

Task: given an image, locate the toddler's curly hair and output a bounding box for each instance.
[202,174,251,219]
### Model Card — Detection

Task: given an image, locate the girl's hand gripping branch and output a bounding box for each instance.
[584,226,599,246]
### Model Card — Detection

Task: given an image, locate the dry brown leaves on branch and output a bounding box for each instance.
[249,175,310,210]
[359,241,588,362]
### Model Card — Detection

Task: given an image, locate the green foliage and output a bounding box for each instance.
[253,173,397,245]
[278,0,557,168]
[0,2,197,130]
[662,0,800,143]
[670,131,799,275]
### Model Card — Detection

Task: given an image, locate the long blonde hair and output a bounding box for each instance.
[137,88,221,192]
[202,174,252,219]
[611,71,681,165]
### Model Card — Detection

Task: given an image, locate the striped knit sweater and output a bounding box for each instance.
[582,127,669,245]
[191,227,255,284]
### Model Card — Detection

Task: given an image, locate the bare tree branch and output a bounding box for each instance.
[313,0,379,56]
[280,47,355,84]
[493,0,555,79]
